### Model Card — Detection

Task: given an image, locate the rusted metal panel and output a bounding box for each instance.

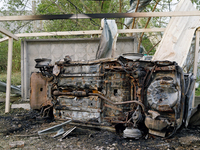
[30,73,47,109]
[54,95,101,121]
[30,72,52,109]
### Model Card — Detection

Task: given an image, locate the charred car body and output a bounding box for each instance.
[30,56,195,138]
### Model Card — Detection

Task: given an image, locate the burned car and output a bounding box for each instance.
[30,55,195,139]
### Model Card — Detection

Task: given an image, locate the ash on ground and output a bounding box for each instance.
[0,100,200,150]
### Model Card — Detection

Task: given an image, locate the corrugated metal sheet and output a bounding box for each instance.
[152,0,200,67]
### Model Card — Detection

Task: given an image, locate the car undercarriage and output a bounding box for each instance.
[30,55,195,139]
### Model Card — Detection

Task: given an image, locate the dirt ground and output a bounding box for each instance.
[0,97,200,150]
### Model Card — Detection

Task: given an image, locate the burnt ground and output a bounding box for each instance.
[0,98,200,149]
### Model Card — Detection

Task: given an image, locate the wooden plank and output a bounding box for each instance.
[0,28,166,43]
[0,37,9,42]
[193,30,199,77]
[118,28,165,33]
[16,30,102,37]
[0,11,200,21]
[0,27,18,40]
[192,30,200,107]
[5,37,13,113]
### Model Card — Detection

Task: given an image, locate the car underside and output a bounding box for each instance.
[30,55,195,139]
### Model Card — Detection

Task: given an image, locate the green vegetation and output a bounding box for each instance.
[0,40,21,72]
[0,72,21,86]
[0,40,8,71]
[37,0,129,32]
[195,88,200,96]
[0,0,199,74]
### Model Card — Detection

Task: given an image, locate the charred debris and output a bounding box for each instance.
[30,55,196,139]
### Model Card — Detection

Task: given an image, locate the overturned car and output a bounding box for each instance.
[30,55,195,139]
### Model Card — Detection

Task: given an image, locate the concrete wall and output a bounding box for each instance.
[21,37,136,100]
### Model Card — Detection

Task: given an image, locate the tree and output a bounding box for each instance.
[0,0,33,72]
[137,0,200,53]
[36,0,130,34]
[0,0,199,72]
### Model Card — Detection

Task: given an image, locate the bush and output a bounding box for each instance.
[0,41,8,71]
[0,40,21,72]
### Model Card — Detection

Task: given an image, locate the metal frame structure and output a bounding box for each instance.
[0,10,199,113]
[0,28,166,43]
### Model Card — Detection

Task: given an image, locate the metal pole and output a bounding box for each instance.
[5,37,13,113]
[192,29,200,107]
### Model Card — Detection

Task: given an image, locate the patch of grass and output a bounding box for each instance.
[0,71,21,86]
[196,87,200,96]
[0,102,5,114]
[0,92,6,98]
